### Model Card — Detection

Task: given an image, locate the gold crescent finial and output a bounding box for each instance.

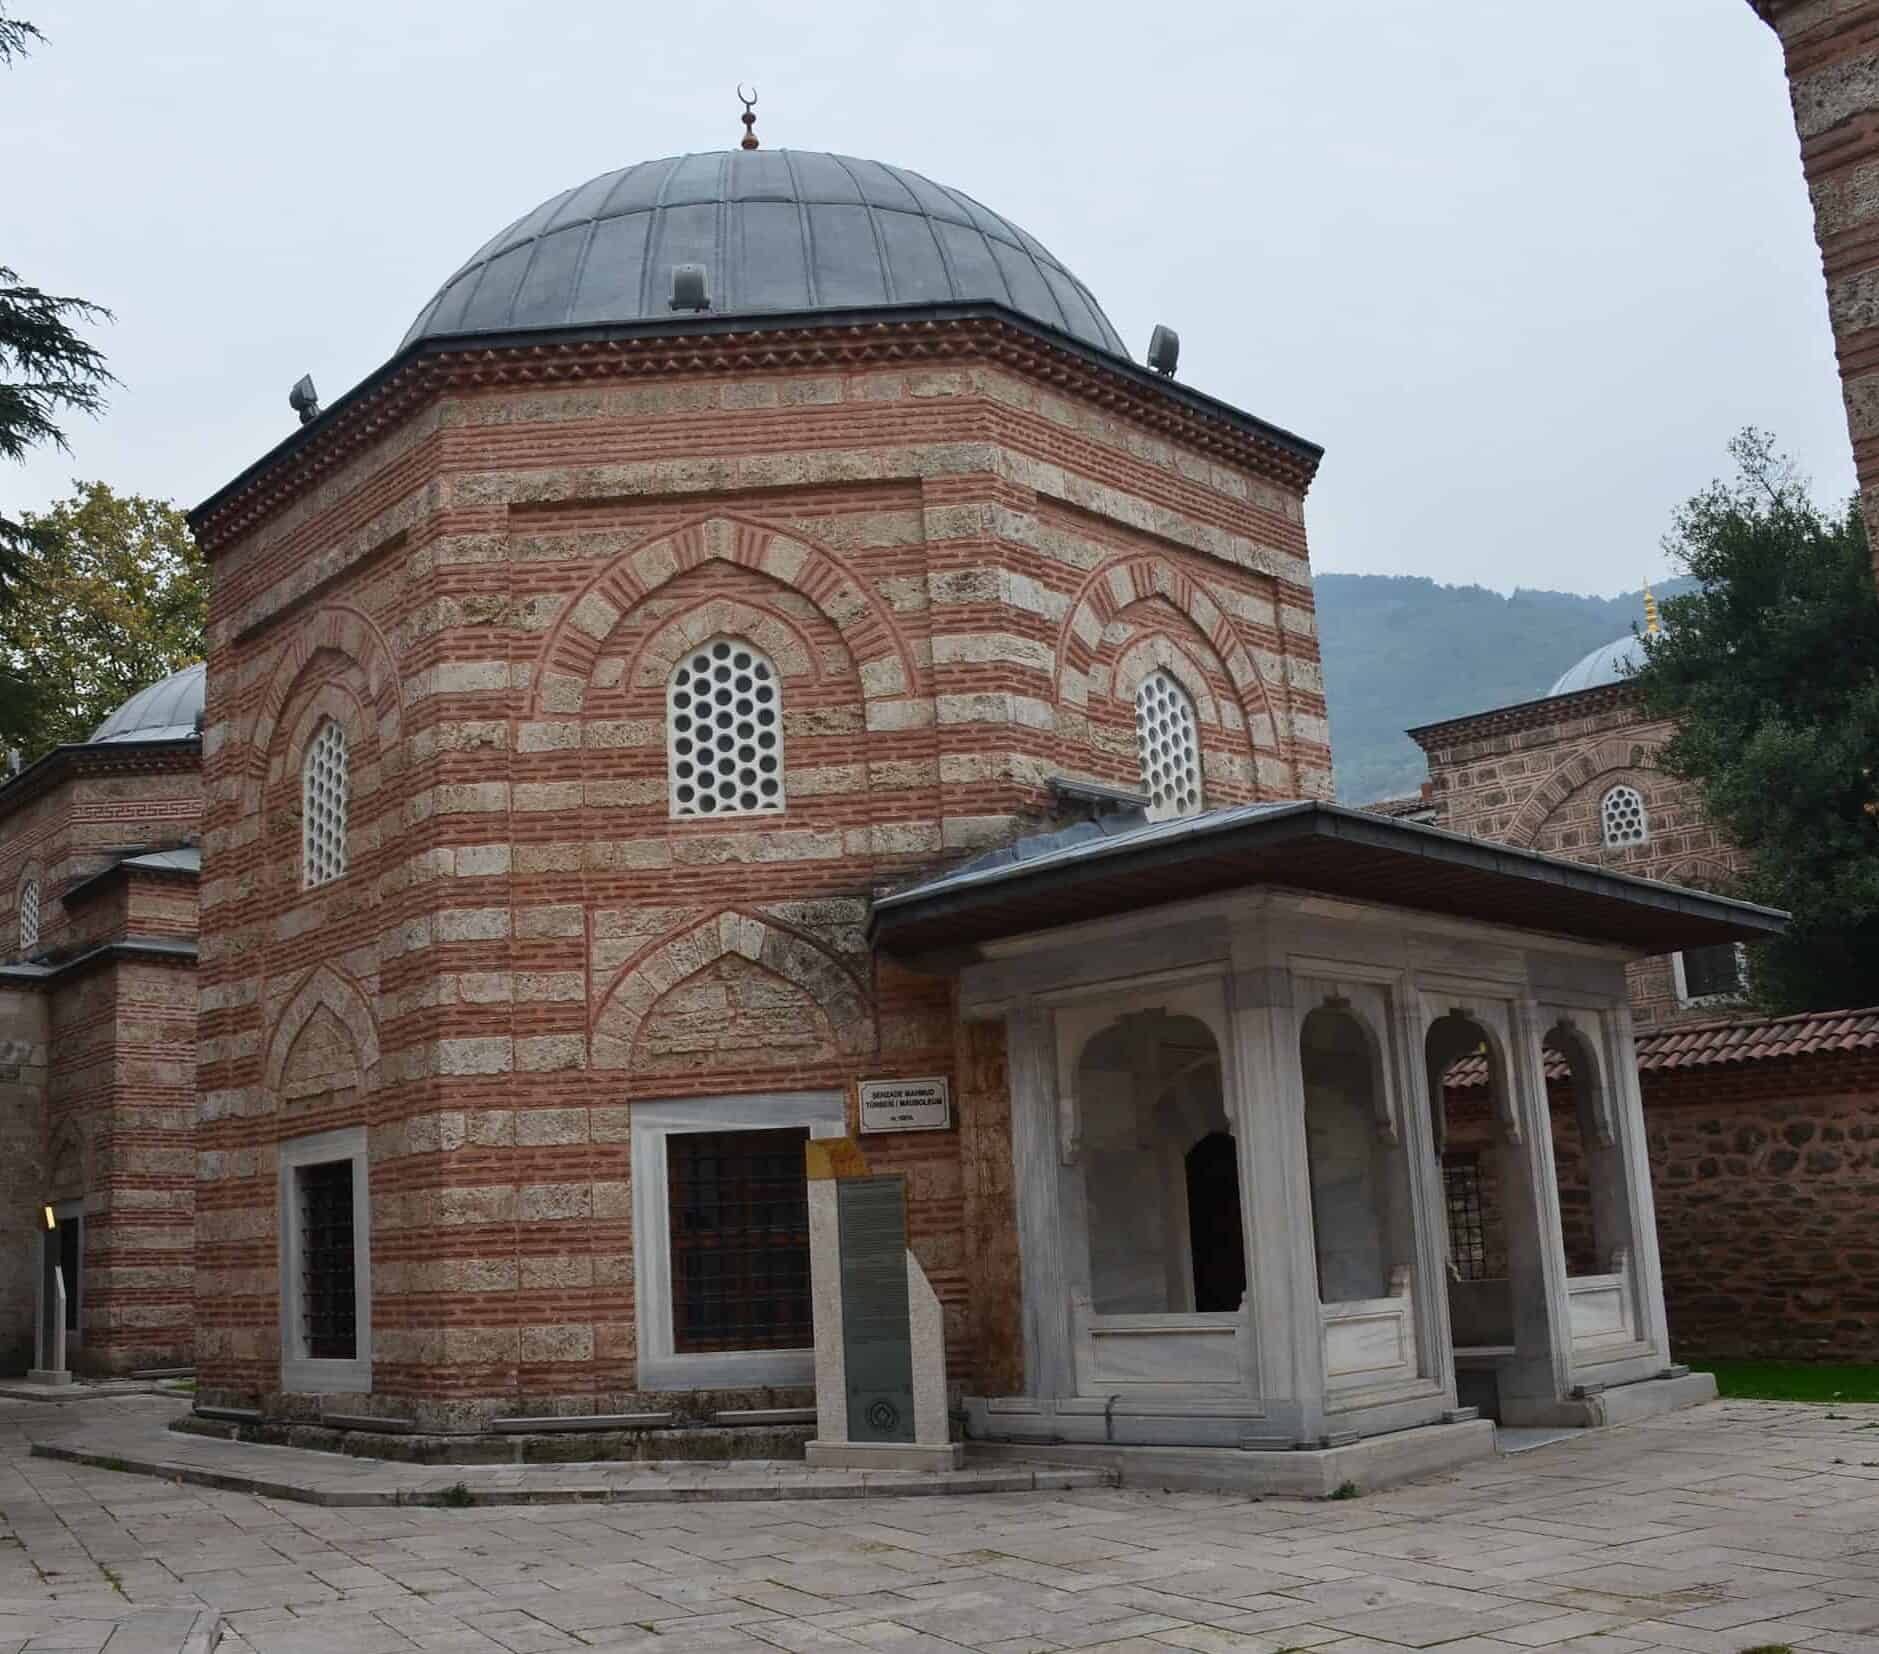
[737,85,759,150]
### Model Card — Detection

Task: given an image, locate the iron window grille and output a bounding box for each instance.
[1681,942,1747,1003]
[18,879,38,953]
[1134,670,1203,822]
[667,1127,812,1353]
[297,1160,357,1360]
[1443,1155,1490,1281]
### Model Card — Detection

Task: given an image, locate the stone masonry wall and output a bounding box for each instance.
[1752,0,1879,573]
[1415,691,1747,1029]
[192,336,1325,1424]
[1644,1054,1879,1361]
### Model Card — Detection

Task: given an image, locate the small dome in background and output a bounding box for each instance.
[1547,634,1648,698]
[401,149,1129,359]
[89,662,205,744]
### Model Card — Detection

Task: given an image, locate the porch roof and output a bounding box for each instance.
[867,800,1787,956]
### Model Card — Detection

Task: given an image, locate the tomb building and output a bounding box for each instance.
[185,136,1775,1464]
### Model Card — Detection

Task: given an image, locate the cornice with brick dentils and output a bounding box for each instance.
[1405,680,1639,752]
[189,308,1326,551]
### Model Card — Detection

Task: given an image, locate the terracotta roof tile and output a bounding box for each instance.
[1440,1006,1879,1088]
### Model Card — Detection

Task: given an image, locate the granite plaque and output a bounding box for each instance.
[836,1176,915,1443]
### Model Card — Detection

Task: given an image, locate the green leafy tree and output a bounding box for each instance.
[0,482,205,758]
[1633,429,1879,1013]
[1,5,117,737]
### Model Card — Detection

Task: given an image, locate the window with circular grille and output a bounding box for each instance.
[1134,670,1203,822]
[669,638,784,817]
[1600,783,1648,848]
[18,879,39,954]
[302,719,350,887]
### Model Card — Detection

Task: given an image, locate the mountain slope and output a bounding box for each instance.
[1313,574,1686,805]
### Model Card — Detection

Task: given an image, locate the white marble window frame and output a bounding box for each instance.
[632,1092,845,1391]
[278,1125,372,1394]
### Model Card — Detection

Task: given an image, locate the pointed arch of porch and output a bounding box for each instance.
[265,964,381,1099]
[590,909,874,1071]
[1055,554,1281,753]
[1506,736,1662,848]
[532,515,916,716]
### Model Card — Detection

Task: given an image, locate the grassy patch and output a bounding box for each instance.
[433,1481,475,1508]
[1698,1361,1879,1403]
[1327,1480,1360,1501]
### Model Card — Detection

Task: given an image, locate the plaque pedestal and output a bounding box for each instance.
[804,1139,962,1472]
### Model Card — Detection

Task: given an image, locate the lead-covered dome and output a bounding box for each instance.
[401,150,1129,358]
[1547,634,1646,698]
[89,662,205,744]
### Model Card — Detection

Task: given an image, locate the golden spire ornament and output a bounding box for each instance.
[1643,581,1661,637]
[738,85,759,150]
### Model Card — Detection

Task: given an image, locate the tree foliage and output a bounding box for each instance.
[1633,429,1879,1013]
[1,4,118,741]
[0,482,205,758]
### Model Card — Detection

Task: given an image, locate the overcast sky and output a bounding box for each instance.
[2,0,1852,596]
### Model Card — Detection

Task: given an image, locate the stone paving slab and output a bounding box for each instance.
[29,1411,1114,1507]
[3,1394,1879,1654]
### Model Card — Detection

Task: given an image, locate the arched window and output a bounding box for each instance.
[18,879,39,954]
[1600,783,1648,848]
[301,719,350,888]
[669,638,784,817]
[1134,670,1202,822]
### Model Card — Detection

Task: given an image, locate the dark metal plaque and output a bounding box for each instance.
[836,1175,915,1443]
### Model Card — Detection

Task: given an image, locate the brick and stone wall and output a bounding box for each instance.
[1446,1055,1879,1364]
[1411,688,1747,1028]
[190,321,1326,1424]
[1751,0,1879,574]
[1644,1054,1879,1361]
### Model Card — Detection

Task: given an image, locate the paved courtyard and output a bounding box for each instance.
[0,1396,1876,1654]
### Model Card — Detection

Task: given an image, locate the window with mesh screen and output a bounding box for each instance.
[301,719,350,886]
[1134,670,1203,822]
[1443,1156,1490,1281]
[18,879,38,953]
[667,1127,812,1353]
[1681,942,1747,1003]
[1600,783,1648,848]
[297,1160,357,1360]
[668,638,784,817]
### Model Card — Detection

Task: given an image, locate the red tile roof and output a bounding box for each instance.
[1441,1006,1879,1087]
[1632,1007,1879,1072]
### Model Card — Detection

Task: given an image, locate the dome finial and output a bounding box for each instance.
[1642,580,1661,637]
[737,85,759,150]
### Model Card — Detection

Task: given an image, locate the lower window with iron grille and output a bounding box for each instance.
[297,1160,357,1360]
[667,1127,812,1354]
[1443,1154,1491,1281]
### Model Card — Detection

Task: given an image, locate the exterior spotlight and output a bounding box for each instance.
[42,1205,54,1230]
[669,263,711,312]
[288,375,321,425]
[1147,325,1180,377]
